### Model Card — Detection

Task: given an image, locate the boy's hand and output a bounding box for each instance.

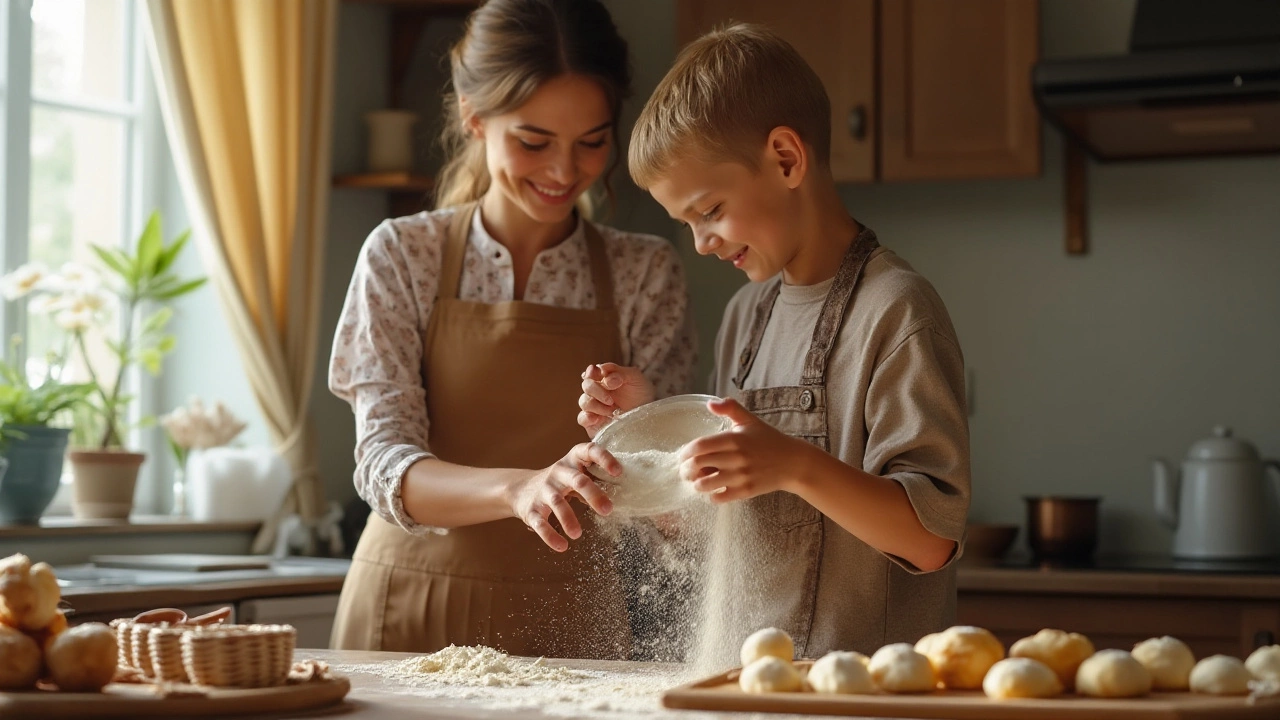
[577,363,655,439]
[677,398,814,502]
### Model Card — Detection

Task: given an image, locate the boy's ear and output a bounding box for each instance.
[765,126,807,189]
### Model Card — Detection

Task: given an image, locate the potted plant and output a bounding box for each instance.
[13,212,205,520]
[0,270,98,524]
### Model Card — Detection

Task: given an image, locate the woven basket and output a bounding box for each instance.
[181,624,296,688]
[129,622,163,677]
[109,618,133,669]
[148,625,190,683]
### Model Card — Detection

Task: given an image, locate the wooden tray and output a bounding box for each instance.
[662,663,1280,720]
[0,677,349,718]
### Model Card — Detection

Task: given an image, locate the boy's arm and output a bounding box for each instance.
[786,450,958,572]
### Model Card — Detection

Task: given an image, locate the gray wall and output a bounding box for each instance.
[169,0,1280,557]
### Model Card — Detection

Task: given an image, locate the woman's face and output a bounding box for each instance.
[471,73,613,225]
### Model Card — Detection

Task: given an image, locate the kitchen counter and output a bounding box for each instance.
[294,648,810,720]
[57,557,350,616]
[957,561,1280,600]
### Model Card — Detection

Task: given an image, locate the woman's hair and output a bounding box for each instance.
[434,0,632,216]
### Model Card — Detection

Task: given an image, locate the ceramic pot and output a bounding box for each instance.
[68,449,145,520]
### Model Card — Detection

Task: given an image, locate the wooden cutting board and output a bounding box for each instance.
[662,664,1280,720]
[0,677,349,718]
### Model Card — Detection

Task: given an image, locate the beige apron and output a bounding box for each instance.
[331,204,631,659]
[727,226,880,658]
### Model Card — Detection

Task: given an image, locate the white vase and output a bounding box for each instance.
[365,109,419,173]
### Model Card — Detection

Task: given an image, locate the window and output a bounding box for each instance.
[2,0,166,513]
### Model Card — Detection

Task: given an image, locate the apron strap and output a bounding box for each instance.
[581,220,615,312]
[439,202,479,301]
[800,226,880,386]
[731,280,782,390]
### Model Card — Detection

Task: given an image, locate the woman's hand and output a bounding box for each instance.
[677,398,816,503]
[577,363,656,438]
[506,442,620,552]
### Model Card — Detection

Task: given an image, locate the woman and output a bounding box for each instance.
[328,0,694,660]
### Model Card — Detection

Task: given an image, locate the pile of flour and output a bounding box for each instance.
[334,644,699,716]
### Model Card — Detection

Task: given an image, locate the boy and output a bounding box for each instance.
[579,24,969,665]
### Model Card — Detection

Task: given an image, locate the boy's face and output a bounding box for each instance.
[648,144,799,283]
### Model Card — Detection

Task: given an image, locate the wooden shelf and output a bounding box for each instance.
[332,172,434,192]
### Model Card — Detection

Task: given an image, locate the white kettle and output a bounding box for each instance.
[1153,426,1280,559]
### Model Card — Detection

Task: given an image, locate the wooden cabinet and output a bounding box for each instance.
[676,0,1041,183]
[958,568,1280,660]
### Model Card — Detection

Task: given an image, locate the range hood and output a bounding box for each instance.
[1033,0,1280,161]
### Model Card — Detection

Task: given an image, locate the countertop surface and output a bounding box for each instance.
[294,648,809,720]
[956,556,1280,599]
[56,557,351,615]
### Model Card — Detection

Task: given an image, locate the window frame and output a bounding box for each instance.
[2,0,169,515]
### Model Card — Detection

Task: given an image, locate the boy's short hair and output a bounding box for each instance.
[628,23,831,189]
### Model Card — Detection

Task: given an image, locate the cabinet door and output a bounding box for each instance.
[879,0,1040,180]
[676,0,876,183]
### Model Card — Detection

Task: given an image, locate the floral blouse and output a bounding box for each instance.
[329,207,696,535]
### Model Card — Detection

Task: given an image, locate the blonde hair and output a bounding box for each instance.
[629,23,830,189]
[435,0,632,216]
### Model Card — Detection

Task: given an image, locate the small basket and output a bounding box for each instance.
[181,624,296,688]
[109,618,133,669]
[130,622,163,677]
[148,625,189,683]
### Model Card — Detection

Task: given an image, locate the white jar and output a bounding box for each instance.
[364,109,418,172]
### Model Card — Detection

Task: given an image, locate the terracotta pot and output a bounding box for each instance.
[68,450,145,520]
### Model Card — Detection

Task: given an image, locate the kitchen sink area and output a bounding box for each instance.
[54,555,352,590]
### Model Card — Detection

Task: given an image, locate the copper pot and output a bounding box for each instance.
[1025,496,1100,562]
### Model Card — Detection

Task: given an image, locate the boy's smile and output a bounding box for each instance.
[649,156,794,283]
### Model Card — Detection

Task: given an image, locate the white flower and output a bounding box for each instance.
[27,294,65,315]
[55,307,94,331]
[1,262,49,300]
[162,396,247,451]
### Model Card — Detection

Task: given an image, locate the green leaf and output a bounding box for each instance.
[136,211,164,281]
[139,348,162,375]
[156,335,177,353]
[153,230,190,276]
[134,414,157,429]
[91,244,134,284]
[141,307,173,336]
[150,277,207,301]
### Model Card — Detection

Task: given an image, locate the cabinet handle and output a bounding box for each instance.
[847,105,868,141]
[1255,630,1275,649]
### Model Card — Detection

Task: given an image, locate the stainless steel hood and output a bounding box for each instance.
[1033,0,1280,161]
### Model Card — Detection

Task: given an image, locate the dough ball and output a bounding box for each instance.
[739,656,803,693]
[1189,655,1251,696]
[1009,628,1095,690]
[0,554,61,631]
[740,627,794,667]
[808,651,874,694]
[1075,649,1152,698]
[0,624,42,690]
[27,609,68,652]
[45,622,118,692]
[982,657,1063,699]
[914,625,1005,690]
[868,643,937,693]
[1245,645,1280,682]
[1131,636,1196,690]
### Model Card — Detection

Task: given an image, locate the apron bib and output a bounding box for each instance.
[331,204,631,659]
[724,226,881,658]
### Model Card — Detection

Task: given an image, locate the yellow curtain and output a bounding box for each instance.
[143,0,337,552]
